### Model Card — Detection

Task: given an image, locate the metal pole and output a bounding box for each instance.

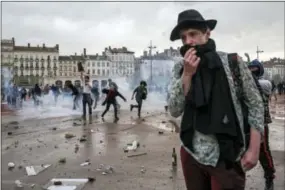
[148,40,156,85]
[256,46,264,60]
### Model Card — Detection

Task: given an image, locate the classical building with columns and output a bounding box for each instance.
[103,46,135,77]
[56,49,113,89]
[1,38,59,87]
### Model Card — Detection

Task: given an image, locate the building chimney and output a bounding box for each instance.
[43,43,45,48]
[56,44,59,50]
[28,43,30,48]
[75,52,77,56]
[83,48,86,56]
[12,37,15,46]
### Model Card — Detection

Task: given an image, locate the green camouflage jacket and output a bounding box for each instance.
[167,51,264,166]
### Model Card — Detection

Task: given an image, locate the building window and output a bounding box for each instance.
[97,69,100,75]
[92,62,95,67]
[102,70,105,76]
[97,62,100,67]
[74,66,76,72]
[64,66,67,70]
[107,70,110,75]
[88,62,90,67]
[102,62,105,67]
[87,69,90,74]
[92,69,95,74]
[107,62,109,67]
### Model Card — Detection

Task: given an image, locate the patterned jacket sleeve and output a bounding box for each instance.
[238,57,264,134]
[167,61,185,118]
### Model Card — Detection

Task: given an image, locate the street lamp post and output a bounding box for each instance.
[148,40,156,85]
[256,46,264,60]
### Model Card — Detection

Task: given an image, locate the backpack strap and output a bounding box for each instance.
[227,53,250,148]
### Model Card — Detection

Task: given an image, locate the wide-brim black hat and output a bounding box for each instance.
[170,9,217,41]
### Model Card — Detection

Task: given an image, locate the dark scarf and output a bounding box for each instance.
[180,39,244,167]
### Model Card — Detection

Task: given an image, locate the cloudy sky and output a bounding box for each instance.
[2,1,284,61]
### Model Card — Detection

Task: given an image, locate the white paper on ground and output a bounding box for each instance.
[47,186,76,190]
[26,164,51,176]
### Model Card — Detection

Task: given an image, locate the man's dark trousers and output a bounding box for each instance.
[82,93,92,117]
[259,124,275,179]
[101,102,118,119]
[132,98,142,117]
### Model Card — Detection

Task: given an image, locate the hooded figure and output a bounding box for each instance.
[248,59,275,189]
[248,59,264,78]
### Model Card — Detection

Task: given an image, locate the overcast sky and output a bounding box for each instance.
[2,1,284,61]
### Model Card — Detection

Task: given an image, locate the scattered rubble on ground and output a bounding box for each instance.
[127,152,147,158]
[140,166,146,173]
[58,158,66,164]
[53,181,62,185]
[79,136,87,142]
[88,177,96,183]
[8,162,15,169]
[25,164,51,176]
[96,164,114,175]
[15,180,23,188]
[74,144,79,153]
[65,133,75,139]
[80,160,91,166]
[123,140,140,152]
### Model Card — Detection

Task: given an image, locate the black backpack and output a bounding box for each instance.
[227,53,267,148]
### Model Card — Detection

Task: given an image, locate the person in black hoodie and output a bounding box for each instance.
[101,86,126,122]
[32,84,42,106]
[67,83,80,110]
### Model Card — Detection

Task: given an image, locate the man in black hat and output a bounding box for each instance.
[168,9,265,189]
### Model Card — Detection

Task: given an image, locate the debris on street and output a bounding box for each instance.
[43,178,88,190]
[140,166,146,173]
[127,152,147,158]
[74,144,79,153]
[58,158,66,164]
[96,164,114,175]
[25,164,51,176]
[53,181,62,185]
[65,133,75,139]
[80,160,91,166]
[123,140,140,152]
[8,162,15,169]
[15,180,23,188]
[79,136,87,142]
